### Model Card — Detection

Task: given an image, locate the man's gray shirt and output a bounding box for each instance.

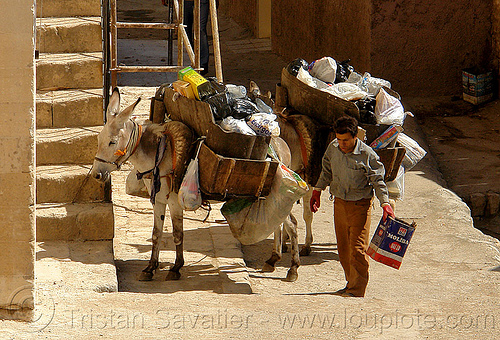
[315,138,390,206]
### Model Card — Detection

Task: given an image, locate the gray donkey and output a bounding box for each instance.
[91,88,300,282]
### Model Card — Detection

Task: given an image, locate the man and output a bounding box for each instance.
[161,0,211,75]
[310,116,395,297]
[183,0,210,75]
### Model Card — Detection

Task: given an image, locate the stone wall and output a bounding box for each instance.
[0,1,36,320]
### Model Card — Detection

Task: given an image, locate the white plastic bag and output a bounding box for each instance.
[309,57,337,83]
[220,116,256,136]
[221,164,308,245]
[375,88,406,125]
[386,166,405,200]
[247,113,280,137]
[296,67,330,90]
[178,157,202,211]
[397,133,427,170]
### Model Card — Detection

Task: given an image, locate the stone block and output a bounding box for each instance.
[0,275,34,312]
[0,206,35,241]
[0,70,34,100]
[77,204,115,240]
[36,126,101,165]
[0,136,34,173]
[51,89,103,127]
[486,191,500,216]
[36,97,53,128]
[36,52,103,91]
[0,241,35,276]
[36,17,102,53]
[0,33,34,68]
[36,165,107,203]
[468,192,487,217]
[36,203,114,241]
[36,0,101,17]
[0,173,34,206]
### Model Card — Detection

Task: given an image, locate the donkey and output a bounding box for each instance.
[249,81,314,256]
[91,88,301,282]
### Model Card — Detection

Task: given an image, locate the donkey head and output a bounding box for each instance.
[91,88,141,182]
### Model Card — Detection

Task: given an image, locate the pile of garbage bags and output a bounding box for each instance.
[288,56,427,201]
[288,57,409,127]
[201,78,280,137]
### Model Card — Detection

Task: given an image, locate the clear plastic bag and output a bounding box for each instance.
[296,67,330,90]
[178,157,202,211]
[375,88,406,125]
[357,72,391,96]
[386,165,405,200]
[220,116,256,135]
[328,82,368,101]
[221,164,308,245]
[397,133,427,170]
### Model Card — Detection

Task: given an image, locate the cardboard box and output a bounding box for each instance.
[172,80,196,99]
[462,68,494,105]
[367,216,416,269]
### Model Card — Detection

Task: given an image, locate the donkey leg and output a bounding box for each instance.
[300,190,314,256]
[284,213,300,282]
[139,201,166,281]
[262,227,283,273]
[165,194,184,281]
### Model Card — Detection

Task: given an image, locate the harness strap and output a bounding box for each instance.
[291,123,309,168]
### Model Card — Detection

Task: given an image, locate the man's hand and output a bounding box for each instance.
[310,189,321,213]
[382,203,395,222]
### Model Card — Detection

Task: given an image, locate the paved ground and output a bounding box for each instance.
[2,3,500,339]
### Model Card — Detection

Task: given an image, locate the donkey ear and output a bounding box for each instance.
[113,97,141,127]
[106,87,121,122]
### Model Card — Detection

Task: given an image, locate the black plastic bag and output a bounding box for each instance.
[286,58,309,77]
[231,98,258,120]
[335,59,355,83]
[355,97,377,125]
[203,91,235,120]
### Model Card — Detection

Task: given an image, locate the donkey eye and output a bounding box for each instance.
[109,141,116,146]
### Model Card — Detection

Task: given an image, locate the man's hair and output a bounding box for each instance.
[334,116,358,137]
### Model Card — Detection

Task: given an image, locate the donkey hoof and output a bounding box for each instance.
[138,271,154,281]
[261,262,275,273]
[299,245,312,257]
[284,269,298,282]
[166,270,181,281]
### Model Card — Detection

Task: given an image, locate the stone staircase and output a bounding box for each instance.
[35,0,114,241]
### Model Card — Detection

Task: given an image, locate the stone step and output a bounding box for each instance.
[36,52,103,91]
[36,202,114,241]
[36,164,109,204]
[37,241,118,294]
[36,126,101,166]
[36,0,101,18]
[37,89,104,128]
[36,17,102,54]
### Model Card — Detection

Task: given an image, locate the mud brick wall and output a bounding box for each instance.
[268,0,493,98]
[0,1,36,320]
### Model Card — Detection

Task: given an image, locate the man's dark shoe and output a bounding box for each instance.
[333,287,348,295]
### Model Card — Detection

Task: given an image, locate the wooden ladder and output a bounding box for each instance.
[106,0,223,89]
